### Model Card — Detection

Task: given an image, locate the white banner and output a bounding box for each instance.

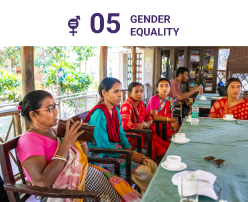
[0,0,246,45]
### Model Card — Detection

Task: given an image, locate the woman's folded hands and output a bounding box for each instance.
[131,152,149,165]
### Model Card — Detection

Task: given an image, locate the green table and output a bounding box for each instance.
[142,118,248,202]
[195,93,222,109]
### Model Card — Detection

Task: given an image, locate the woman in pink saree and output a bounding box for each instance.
[147,78,180,142]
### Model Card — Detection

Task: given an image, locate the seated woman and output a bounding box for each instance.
[16,90,141,202]
[85,77,157,194]
[209,78,248,120]
[147,78,180,142]
[120,82,170,164]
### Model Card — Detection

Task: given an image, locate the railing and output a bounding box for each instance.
[0,84,151,120]
[55,91,99,120]
[0,91,99,120]
[0,108,22,179]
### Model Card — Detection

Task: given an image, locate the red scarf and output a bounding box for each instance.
[84,104,120,143]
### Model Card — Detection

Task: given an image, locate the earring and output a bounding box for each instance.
[103,95,105,97]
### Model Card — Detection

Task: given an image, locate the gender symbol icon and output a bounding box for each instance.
[68,16,80,36]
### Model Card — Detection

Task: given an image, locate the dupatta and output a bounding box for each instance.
[125,97,146,123]
[84,104,121,143]
[157,96,175,114]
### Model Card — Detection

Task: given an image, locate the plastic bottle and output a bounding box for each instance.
[199,84,203,95]
[191,103,199,125]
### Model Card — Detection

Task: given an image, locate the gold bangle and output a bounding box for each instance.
[52,157,66,162]
[54,155,66,161]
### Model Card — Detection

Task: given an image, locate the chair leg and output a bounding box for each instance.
[125,153,132,185]
[178,116,182,126]
[6,191,20,202]
[162,122,167,141]
[147,131,152,159]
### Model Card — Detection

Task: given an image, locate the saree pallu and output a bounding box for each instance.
[47,139,140,202]
[120,97,169,161]
[209,97,248,120]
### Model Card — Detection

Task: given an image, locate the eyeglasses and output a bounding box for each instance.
[204,156,225,167]
[34,104,58,113]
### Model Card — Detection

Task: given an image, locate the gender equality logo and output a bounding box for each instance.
[68,16,80,36]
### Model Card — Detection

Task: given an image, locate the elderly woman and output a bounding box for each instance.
[16,90,140,202]
[120,82,169,164]
[147,78,180,142]
[209,78,248,120]
[85,77,157,194]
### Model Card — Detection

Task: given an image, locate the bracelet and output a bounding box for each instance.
[167,117,168,122]
[80,141,86,145]
[142,122,146,128]
[52,157,66,162]
[54,155,66,160]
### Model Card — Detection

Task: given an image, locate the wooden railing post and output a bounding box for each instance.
[13,113,22,136]
[21,46,35,131]
[131,46,136,82]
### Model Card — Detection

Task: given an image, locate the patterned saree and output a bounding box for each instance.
[120,97,169,162]
[209,97,248,120]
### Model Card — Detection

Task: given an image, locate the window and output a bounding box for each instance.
[127,53,143,87]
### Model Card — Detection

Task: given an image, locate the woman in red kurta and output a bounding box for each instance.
[120,82,169,164]
[209,78,248,120]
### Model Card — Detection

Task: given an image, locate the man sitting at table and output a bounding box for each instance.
[168,67,201,117]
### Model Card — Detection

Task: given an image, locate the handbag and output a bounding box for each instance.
[56,119,94,142]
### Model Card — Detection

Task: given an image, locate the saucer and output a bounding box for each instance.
[186,119,199,123]
[161,161,187,171]
[223,117,236,121]
[199,98,207,100]
[211,96,224,100]
[172,137,190,144]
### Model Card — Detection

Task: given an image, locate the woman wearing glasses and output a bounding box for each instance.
[209,78,248,120]
[16,90,140,202]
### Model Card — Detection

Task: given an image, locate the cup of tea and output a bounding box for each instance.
[166,155,181,169]
[224,114,234,120]
[175,133,186,142]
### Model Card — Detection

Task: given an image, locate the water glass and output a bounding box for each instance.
[180,173,199,202]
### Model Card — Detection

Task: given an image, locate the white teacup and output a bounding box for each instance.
[166,155,181,169]
[224,114,234,120]
[200,96,206,100]
[175,133,186,142]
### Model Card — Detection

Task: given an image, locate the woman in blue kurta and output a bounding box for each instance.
[87,107,140,174]
[85,77,157,194]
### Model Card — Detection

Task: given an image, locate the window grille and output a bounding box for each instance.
[232,73,248,92]
[127,53,142,88]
